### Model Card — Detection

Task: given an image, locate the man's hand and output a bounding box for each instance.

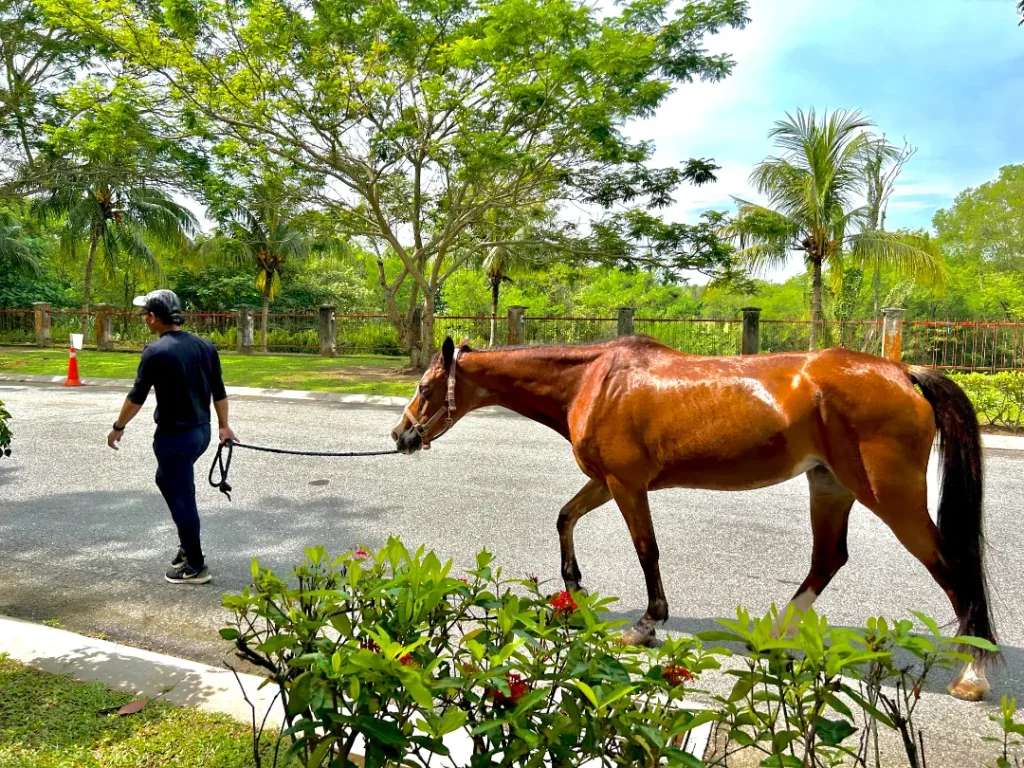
[219,425,238,445]
[107,428,124,450]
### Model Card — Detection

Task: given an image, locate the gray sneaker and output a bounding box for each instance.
[170,548,187,570]
[165,564,211,585]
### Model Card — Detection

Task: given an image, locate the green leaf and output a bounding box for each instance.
[760,755,803,767]
[219,627,239,641]
[952,635,1000,653]
[354,715,407,748]
[815,716,857,746]
[437,707,468,736]
[728,676,757,703]
[307,735,336,767]
[573,680,600,709]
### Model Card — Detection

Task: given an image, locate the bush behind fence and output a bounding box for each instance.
[4,307,1024,372]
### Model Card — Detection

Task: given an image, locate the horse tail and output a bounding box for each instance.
[908,366,996,652]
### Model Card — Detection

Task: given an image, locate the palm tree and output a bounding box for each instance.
[200,186,309,352]
[730,109,940,348]
[0,208,40,277]
[34,171,197,333]
[481,227,535,346]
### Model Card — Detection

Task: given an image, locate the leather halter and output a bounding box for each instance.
[403,348,460,450]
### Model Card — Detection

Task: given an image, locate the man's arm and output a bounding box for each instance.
[107,399,142,449]
[214,398,238,445]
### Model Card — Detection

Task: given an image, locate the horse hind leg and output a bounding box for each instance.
[557,478,611,592]
[781,465,856,622]
[856,442,990,701]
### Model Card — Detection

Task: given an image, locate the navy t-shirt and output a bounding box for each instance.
[127,331,227,431]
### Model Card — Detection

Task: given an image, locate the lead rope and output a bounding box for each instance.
[208,440,399,501]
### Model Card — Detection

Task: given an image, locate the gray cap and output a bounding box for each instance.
[132,289,184,324]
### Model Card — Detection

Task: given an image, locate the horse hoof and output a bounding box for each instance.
[620,624,657,647]
[948,678,989,702]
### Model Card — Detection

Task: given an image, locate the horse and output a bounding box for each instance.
[389,335,996,701]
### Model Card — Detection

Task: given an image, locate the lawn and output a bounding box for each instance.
[0,346,418,397]
[0,654,293,768]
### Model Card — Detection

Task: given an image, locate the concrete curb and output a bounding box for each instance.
[0,614,281,724]
[0,372,409,407]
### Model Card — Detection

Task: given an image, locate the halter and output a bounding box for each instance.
[402,348,460,450]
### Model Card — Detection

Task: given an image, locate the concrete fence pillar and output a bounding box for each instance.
[617,307,635,337]
[741,307,761,355]
[319,305,336,356]
[32,302,51,347]
[94,304,114,351]
[881,307,905,362]
[237,306,255,354]
[507,306,527,346]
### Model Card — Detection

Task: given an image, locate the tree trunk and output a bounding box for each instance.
[261,292,270,353]
[489,277,500,347]
[416,295,436,371]
[809,256,823,350]
[81,229,100,339]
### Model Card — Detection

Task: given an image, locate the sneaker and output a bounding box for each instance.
[165,564,211,585]
[170,548,187,570]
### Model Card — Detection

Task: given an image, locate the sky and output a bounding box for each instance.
[626,0,1024,252]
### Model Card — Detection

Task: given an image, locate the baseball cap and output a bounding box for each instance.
[132,289,184,324]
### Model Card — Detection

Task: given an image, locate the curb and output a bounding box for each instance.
[0,614,280,724]
[0,373,409,407]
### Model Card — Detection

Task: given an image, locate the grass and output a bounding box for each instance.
[0,346,418,397]
[0,654,295,768]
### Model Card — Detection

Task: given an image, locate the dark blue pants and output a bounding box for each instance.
[153,425,211,569]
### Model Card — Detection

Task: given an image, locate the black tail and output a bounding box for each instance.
[909,366,996,653]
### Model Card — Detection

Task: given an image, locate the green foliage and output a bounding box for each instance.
[703,606,990,767]
[224,540,999,768]
[984,695,1024,768]
[223,539,720,767]
[0,400,12,457]
[950,372,1024,430]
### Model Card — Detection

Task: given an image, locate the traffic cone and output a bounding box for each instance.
[64,346,82,387]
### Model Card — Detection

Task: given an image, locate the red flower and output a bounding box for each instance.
[353,547,371,560]
[662,664,695,687]
[549,590,577,616]
[359,637,380,653]
[487,672,530,706]
[399,653,416,667]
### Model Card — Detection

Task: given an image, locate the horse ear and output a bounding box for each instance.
[442,336,455,369]
[459,337,472,352]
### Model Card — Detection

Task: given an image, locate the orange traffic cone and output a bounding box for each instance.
[64,346,82,387]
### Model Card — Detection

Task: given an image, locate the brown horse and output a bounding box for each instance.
[390,335,996,700]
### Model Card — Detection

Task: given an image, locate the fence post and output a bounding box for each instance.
[881,307,905,362]
[507,306,526,346]
[741,307,761,355]
[237,305,255,354]
[94,303,114,351]
[617,307,635,337]
[32,302,51,347]
[318,305,336,356]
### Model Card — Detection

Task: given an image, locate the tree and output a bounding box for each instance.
[29,79,198,332]
[730,109,939,348]
[198,181,310,351]
[40,0,751,366]
[0,206,40,276]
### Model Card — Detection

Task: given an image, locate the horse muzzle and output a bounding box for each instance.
[394,427,423,455]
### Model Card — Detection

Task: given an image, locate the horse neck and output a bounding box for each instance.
[459,346,598,436]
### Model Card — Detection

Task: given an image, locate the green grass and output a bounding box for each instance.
[0,346,418,397]
[0,654,295,768]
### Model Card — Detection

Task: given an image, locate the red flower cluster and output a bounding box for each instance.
[662,664,695,687]
[353,547,371,560]
[358,637,380,653]
[549,590,577,616]
[488,672,530,706]
[399,653,416,667]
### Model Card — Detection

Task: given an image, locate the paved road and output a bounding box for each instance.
[1,382,1022,765]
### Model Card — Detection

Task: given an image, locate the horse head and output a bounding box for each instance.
[391,336,472,454]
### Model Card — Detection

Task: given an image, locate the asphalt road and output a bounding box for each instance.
[1,381,1022,765]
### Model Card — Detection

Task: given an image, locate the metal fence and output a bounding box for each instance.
[4,306,1024,372]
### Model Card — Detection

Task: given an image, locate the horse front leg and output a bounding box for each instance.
[557,478,611,592]
[607,478,667,646]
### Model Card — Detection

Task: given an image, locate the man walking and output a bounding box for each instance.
[107,289,237,584]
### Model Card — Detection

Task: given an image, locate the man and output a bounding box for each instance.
[107,289,237,584]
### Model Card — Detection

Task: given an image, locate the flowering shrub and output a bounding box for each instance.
[222,540,999,768]
[222,539,717,767]
[0,400,11,458]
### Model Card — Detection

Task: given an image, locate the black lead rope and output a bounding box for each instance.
[208,439,399,501]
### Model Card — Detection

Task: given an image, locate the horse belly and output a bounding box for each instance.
[652,445,819,491]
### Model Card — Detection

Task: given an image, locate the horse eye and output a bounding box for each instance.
[418,384,430,397]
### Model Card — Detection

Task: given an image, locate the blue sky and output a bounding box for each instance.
[626,0,1024,239]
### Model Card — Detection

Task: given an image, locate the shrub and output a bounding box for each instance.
[222,540,998,768]
[950,372,1024,430]
[0,400,11,457]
